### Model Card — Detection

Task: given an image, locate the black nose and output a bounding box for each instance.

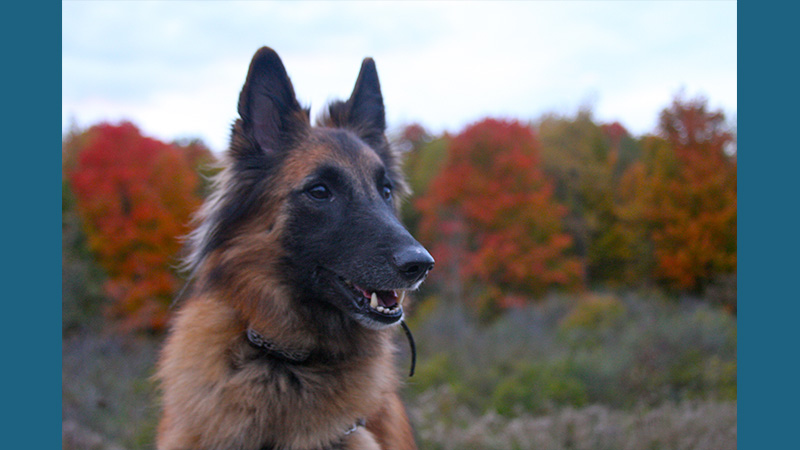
[394,245,435,283]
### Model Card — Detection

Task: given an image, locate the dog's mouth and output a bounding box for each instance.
[333,274,406,326]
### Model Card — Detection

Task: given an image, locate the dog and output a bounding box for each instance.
[155,47,434,450]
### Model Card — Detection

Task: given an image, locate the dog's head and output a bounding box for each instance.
[187,47,433,330]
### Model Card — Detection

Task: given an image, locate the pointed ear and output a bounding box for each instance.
[237,47,308,155]
[345,58,387,147]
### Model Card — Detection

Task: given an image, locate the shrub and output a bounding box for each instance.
[404,291,736,417]
[491,360,588,416]
[560,293,625,331]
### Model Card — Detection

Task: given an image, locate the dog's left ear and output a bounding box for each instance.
[322,58,409,199]
[346,58,386,144]
[323,58,388,151]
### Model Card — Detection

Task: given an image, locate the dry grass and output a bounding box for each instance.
[62,331,160,449]
[409,386,736,450]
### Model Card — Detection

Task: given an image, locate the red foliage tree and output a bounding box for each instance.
[67,122,203,331]
[417,119,583,310]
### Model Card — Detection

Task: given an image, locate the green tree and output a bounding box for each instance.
[536,111,642,286]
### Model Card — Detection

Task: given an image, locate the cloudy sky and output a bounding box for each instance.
[62,1,737,153]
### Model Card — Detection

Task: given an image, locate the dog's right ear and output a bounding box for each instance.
[236,47,309,158]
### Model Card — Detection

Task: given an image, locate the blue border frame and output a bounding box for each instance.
[4,1,61,447]
[739,1,796,448]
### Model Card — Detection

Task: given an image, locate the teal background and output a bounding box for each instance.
[6,1,61,447]
[739,1,796,448]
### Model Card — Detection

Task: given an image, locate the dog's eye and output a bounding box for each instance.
[307,184,332,201]
[381,184,393,201]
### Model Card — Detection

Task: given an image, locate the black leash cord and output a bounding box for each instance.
[400,320,416,377]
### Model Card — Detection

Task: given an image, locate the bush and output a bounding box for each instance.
[403,291,736,418]
[491,360,588,416]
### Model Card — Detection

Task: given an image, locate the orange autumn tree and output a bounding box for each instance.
[646,96,737,291]
[67,122,204,331]
[417,119,582,311]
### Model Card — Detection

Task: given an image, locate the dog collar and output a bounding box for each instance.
[246,328,311,363]
[247,324,415,377]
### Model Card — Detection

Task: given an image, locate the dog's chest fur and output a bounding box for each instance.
[156,296,399,450]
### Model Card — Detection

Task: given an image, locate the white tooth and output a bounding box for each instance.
[398,290,406,306]
[370,292,379,309]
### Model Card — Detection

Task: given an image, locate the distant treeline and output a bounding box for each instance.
[398,94,736,318]
[62,94,736,332]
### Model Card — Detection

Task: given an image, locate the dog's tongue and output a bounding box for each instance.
[358,286,400,308]
[359,287,398,308]
[376,290,398,308]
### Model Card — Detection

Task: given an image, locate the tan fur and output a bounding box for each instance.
[156,294,411,450]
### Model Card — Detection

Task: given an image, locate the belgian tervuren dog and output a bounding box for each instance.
[156,47,434,450]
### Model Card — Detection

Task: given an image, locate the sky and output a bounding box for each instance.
[62,1,737,153]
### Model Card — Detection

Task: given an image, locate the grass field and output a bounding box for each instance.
[62,291,736,450]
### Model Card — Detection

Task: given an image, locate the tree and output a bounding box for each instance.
[416,119,582,312]
[647,96,737,292]
[393,123,450,237]
[536,111,642,286]
[588,122,648,286]
[66,122,204,331]
[610,135,672,286]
